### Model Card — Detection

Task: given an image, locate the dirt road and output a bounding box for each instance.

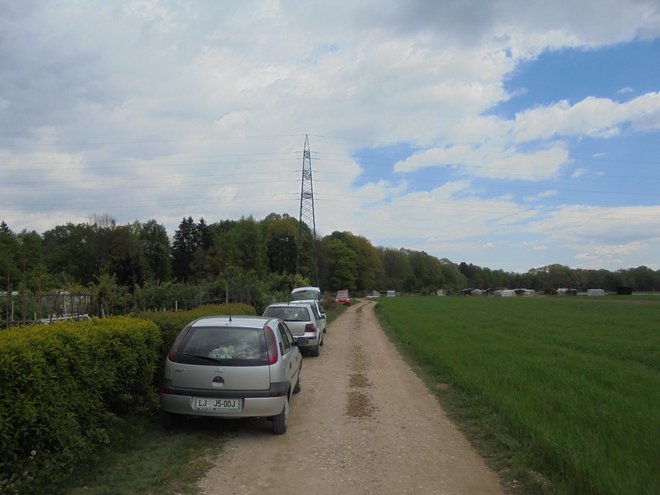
[199,300,506,495]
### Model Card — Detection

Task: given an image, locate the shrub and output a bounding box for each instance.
[0,317,161,494]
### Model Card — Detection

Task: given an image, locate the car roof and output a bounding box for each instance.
[190,315,272,328]
[267,302,312,309]
[291,286,320,293]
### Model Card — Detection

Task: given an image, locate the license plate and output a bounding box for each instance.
[193,397,241,412]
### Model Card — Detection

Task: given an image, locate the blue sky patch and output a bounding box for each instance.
[494,39,660,118]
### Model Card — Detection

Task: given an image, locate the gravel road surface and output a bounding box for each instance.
[198,300,506,495]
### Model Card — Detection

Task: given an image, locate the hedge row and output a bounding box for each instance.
[0,304,256,494]
[0,317,161,494]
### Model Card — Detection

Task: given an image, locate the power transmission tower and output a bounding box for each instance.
[297,134,319,285]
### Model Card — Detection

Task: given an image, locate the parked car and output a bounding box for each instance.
[336,290,351,306]
[263,302,323,356]
[159,315,305,434]
[290,286,321,301]
[289,299,327,333]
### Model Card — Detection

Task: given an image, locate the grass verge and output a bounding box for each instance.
[63,416,225,495]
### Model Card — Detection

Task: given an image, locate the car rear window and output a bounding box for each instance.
[291,289,320,301]
[172,326,268,366]
[264,306,310,321]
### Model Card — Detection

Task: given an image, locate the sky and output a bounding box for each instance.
[1,0,659,273]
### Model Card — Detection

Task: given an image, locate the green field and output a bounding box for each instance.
[375,296,660,495]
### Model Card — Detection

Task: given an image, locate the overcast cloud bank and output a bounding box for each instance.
[1,0,659,272]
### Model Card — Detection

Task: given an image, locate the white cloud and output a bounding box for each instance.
[394,141,571,181]
[528,205,660,245]
[514,92,660,141]
[392,91,660,183]
[524,190,557,202]
[571,168,588,179]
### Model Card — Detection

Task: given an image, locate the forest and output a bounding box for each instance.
[1,213,659,325]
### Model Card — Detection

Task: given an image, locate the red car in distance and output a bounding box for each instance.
[335,290,351,306]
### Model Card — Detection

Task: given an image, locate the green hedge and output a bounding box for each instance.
[0,304,256,494]
[0,317,161,494]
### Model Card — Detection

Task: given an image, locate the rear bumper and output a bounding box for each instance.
[160,394,286,418]
[160,381,289,418]
[296,331,320,349]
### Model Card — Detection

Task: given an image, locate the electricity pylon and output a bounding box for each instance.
[297,134,319,285]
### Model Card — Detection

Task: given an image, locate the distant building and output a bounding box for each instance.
[497,289,516,297]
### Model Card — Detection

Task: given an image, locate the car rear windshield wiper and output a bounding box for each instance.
[182,353,224,363]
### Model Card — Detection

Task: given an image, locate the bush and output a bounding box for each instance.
[0,317,161,494]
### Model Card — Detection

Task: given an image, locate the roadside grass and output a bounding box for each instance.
[64,417,225,495]
[325,300,348,325]
[374,296,660,495]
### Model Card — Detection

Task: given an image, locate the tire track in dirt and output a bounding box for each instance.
[345,307,376,420]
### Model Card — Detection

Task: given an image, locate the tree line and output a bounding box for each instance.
[1,214,659,324]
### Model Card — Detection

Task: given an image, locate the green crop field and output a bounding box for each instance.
[375,296,660,495]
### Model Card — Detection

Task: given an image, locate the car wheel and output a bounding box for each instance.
[293,368,302,394]
[272,396,289,434]
[311,342,320,357]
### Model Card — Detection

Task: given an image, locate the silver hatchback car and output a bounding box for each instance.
[159,315,304,434]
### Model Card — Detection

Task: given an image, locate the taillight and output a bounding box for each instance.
[264,324,279,365]
[168,324,192,361]
[305,323,317,333]
[159,379,172,394]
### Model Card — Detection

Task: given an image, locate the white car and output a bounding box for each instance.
[290,286,321,301]
[263,302,324,356]
[159,315,305,434]
[290,286,326,333]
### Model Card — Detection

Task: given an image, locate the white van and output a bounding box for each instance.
[290,286,321,301]
[290,286,326,333]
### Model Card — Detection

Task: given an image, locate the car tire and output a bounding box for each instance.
[310,342,320,356]
[293,368,302,394]
[272,396,289,434]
